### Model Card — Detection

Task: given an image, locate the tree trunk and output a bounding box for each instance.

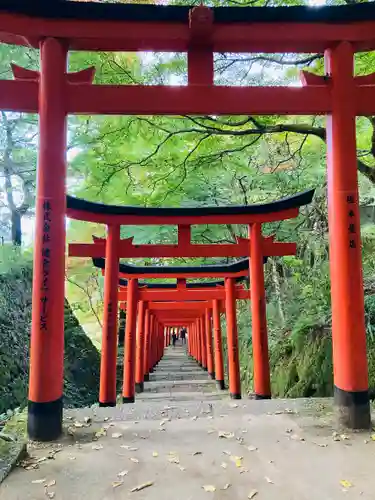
[11,210,22,246]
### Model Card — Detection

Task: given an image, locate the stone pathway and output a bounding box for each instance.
[2,345,375,499]
[137,344,227,402]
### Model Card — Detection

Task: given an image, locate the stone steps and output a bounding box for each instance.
[142,346,226,402]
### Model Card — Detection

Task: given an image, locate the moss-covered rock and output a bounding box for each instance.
[0,260,100,415]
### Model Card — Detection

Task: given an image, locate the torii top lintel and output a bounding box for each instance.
[94,256,253,279]
[2,1,375,53]
[66,190,314,226]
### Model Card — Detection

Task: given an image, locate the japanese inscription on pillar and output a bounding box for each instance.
[40,200,51,331]
[346,195,357,249]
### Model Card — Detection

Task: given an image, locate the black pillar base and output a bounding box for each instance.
[203,367,208,371]
[149,367,154,373]
[122,396,135,404]
[135,382,144,393]
[28,397,63,442]
[208,372,215,380]
[99,401,116,407]
[230,393,241,400]
[216,380,225,390]
[144,373,150,381]
[255,394,271,400]
[334,386,371,429]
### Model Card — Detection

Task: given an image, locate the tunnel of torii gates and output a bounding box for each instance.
[3,0,375,439]
[66,190,312,413]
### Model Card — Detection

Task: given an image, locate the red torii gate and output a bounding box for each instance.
[2,1,372,439]
[77,192,307,404]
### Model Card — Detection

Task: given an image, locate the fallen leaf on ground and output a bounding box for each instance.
[247,445,258,452]
[92,444,103,451]
[265,476,274,484]
[68,456,76,461]
[74,421,84,428]
[130,481,154,492]
[128,447,138,451]
[118,470,129,477]
[203,485,216,492]
[221,462,227,469]
[222,450,231,456]
[230,455,243,467]
[248,489,258,498]
[36,457,48,464]
[179,466,186,471]
[130,458,139,463]
[193,451,202,456]
[112,481,124,488]
[218,431,234,439]
[84,416,92,424]
[152,451,159,457]
[229,403,239,408]
[168,456,180,464]
[31,479,46,484]
[239,467,249,474]
[111,432,123,439]
[191,416,198,421]
[340,434,350,440]
[46,480,56,487]
[95,428,107,438]
[222,483,231,490]
[207,430,215,434]
[45,493,55,499]
[104,417,109,422]
[340,480,353,489]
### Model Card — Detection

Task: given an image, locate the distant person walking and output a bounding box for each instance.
[180,327,187,345]
[172,331,177,347]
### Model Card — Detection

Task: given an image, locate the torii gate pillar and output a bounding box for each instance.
[326,42,370,428]
[250,222,271,399]
[143,309,151,381]
[28,38,67,441]
[225,278,241,399]
[135,300,146,393]
[122,278,138,403]
[205,308,215,379]
[212,299,225,390]
[99,224,120,407]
